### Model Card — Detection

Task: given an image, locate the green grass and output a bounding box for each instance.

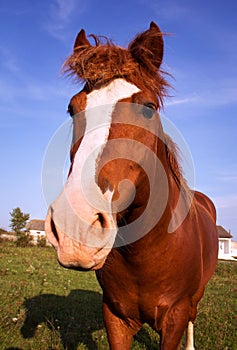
[0,241,236,350]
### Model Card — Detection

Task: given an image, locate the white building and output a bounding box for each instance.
[217,225,233,260]
[231,240,237,259]
[26,219,47,245]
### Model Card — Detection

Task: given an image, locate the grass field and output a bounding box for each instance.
[0,241,236,350]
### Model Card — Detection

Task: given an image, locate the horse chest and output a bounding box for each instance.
[97,252,185,324]
[98,271,178,331]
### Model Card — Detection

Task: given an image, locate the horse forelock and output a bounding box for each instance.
[62,34,169,108]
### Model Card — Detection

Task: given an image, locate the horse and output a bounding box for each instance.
[45,22,218,350]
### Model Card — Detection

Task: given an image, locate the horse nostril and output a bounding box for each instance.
[96,212,113,230]
[45,212,60,248]
[51,218,59,242]
[97,213,106,228]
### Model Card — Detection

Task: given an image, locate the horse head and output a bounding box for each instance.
[45,22,179,270]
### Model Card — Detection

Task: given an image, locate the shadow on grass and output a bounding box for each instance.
[21,289,104,350]
[21,289,161,350]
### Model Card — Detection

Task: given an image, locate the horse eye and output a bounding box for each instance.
[141,103,156,119]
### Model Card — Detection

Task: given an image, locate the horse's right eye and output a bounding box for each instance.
[141,103,156,119]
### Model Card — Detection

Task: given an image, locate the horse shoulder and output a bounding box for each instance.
[193,190,216,221]
[192,190,218,279]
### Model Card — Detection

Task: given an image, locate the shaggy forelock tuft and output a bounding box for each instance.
[62,35,169,108]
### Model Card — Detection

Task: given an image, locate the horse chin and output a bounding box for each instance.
[56,248,108,271]
[58,260,93,272]
[57,256,106,271]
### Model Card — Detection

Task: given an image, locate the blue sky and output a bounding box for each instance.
[0,0,237,240]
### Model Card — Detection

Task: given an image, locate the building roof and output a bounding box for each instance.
[217,225,232,238]
[27,219,45,231]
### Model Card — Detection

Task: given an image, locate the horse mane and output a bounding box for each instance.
[63,33,169,108]
[164,133,193,202]
[163,134,181,181]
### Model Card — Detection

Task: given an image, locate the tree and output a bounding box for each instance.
[9,207,30,234]
[9,207,31,246]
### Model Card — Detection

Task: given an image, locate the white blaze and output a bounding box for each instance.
[74,79,140,208]
[51,79,139,245]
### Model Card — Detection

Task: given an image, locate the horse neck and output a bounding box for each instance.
[117,136,181,259]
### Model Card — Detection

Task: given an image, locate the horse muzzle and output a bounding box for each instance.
[45,209,117,271]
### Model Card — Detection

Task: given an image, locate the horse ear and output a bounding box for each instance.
[128,21,164,69]
[73,29,91,51]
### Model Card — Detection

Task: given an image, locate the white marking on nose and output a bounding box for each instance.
[50,79,140,245]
